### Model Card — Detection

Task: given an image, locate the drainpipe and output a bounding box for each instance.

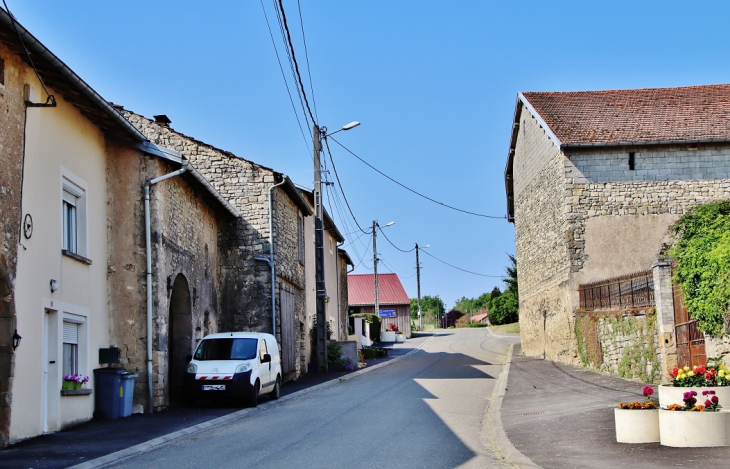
[255,179,287,338]
[144,160,188,414]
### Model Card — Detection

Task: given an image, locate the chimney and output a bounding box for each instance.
[153,115,172,126]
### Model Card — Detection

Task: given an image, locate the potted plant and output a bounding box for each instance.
[380,323,398,343]
[658,356,730,407]
[62,374,89,390]
[614,385,660,443]
[659,390,729,447]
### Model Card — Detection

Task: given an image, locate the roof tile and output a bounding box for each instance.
[347,273,411,306]
[522,84,730,145]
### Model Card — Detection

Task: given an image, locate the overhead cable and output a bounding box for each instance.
[329,137,507,220]
[259,0,310,153]
[377,225,414,253]
[296,0,318,123]
[420,249,503,278]
[323,137,370,234]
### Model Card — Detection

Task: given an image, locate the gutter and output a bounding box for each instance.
[255,179,287,338]
[144,160,189,414]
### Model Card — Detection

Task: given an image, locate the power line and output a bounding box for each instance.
[323,137,370,234]
[259,0,310,153]
[2,0,55,106]
[276,0,316,125]
[272,0,312,134]
[296,0,318,123]
[420,249,503,278]
[329,137,507,220]
[377,225,414,253]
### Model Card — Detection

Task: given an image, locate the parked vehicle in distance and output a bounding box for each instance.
[183,332,281,407]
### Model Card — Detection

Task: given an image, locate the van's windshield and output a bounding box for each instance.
[194,338,258,361]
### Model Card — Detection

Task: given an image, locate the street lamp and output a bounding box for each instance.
[372,220,395,322]
[415,243,430,331]
[314,121,360,372]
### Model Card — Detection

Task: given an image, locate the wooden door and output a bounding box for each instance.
[672,274,705,368]
[279,283,297,378]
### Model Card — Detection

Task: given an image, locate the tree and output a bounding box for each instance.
[410,295,445,328]
[489,254,519,325]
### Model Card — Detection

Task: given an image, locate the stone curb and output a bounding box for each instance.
[70,334,438,469]
[485,335,540,469]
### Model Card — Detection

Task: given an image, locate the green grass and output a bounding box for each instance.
[489,322,520,334]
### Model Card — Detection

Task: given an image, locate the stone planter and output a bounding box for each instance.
[658,385,730,408]
[380,331,396,343]
[614,408,660,443]
[659,409,730,447]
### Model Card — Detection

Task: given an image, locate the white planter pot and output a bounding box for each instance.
[395,334,405,343]
[380,331,396,343]
[614,408,660,443]
[658,385,730,408]
[659,409,730,447]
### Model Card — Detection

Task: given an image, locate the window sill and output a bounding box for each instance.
[61,389,92,396]
[62,250,92,265]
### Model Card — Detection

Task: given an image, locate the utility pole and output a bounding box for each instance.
[373,220,379,319]
[314,125,328,372]
[416,243,422,331]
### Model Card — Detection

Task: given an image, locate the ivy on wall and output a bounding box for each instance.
[574,309,661,384]
[670,201,730,336]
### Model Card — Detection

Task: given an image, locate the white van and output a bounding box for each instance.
[183,332,282,407]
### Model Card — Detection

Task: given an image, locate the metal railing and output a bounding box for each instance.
[578,270,654,311]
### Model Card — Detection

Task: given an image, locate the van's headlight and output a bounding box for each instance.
[235,363,251,373]
[186,363,197,374]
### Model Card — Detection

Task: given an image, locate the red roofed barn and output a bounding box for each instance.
[505,84,730,367]
[348,273,412,338]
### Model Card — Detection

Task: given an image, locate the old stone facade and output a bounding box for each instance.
[106,142,232,409]
[507,89,730,365]
[121,110,311,381]
[0,40,25,447]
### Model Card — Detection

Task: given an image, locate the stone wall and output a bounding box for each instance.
[513,113,575,361]
[107,144,223,409]
[121,110,308,381]
[338,253,349,340]
[0,42,27,448]
[574,309,662,384]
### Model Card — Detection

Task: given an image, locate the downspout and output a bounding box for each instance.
[255,179,287,338]
[336,240,345,339]
[144,160,188,414]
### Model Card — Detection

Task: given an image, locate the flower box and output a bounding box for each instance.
[62,381,81,390]
[659,409,730,447]
[380,331,396,343]
[614,408,660,443]
[658,385,730,408]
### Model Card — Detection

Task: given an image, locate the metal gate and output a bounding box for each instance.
[279,283,297,378]
[672,273,706,368]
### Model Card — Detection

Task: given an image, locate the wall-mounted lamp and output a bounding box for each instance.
[12,329,22,350]
[324,295,330,304]
[50,279,58,293]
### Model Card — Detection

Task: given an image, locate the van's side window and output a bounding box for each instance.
[259,339,268,360]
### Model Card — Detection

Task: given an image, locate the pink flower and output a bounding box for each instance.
[642,385,654,397]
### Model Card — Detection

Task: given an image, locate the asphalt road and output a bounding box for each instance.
[105,329,518,469]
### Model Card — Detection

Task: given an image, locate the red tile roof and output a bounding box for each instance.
[522,84,730,146]
[471,312,489,323]
[347,273,411,306]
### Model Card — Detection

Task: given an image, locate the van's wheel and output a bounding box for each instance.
[270,375,281,400]
[246,380,260,408]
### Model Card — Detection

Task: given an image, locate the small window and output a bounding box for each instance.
[259,338,268,361]
[62,322,79,376]
[62,190,78,253]
[628,152,635,171]
[61,174,88,259]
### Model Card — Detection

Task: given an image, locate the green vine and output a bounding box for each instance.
[669,201,730,336]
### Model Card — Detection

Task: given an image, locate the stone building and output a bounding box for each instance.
[106,142,239,410]
[121,110,312,383]
[505,84,730,364]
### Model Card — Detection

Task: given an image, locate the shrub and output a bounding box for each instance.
[469,322,489,328]
[455,315,471,328]
[489,290,518,325]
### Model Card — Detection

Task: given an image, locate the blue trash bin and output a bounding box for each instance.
[120,372,138,417]
[93,368,124,420]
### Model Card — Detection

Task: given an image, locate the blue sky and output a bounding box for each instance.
[9,1,730,309]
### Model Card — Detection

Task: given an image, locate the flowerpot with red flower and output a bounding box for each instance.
[659,389,730,447]
[659,357,730,407]
[615,385,660,443]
